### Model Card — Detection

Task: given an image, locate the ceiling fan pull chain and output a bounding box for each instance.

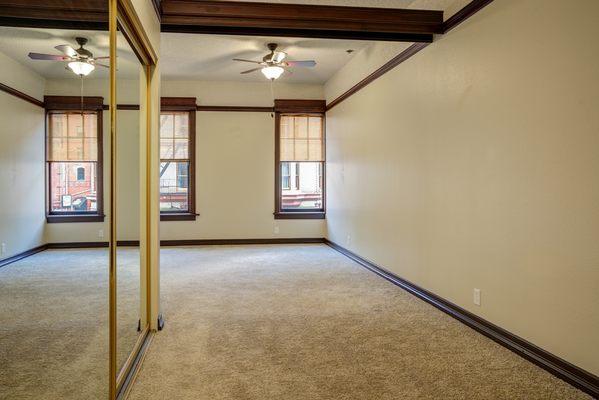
[270,79,275,118]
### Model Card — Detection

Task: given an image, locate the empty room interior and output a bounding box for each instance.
[0,0,597,399]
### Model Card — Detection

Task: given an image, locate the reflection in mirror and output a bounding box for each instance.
[115,28,144,380]
[0,23,110,399]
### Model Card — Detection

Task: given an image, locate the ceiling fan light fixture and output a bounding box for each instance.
[261,66,284,80]
[68,61,95,76]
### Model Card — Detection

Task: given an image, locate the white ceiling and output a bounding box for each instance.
[160,34,371,83]
[0,27,140,79]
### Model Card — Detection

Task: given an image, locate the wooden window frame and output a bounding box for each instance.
[44,96,105,223]
[274,99,326,220]
[160,97,197,221]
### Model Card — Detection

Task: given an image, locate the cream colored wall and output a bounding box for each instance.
[0,51,45,258]
[43,78,141,242]
[43,79,325,242]
[325,0,599,375]
[160,80,326,239]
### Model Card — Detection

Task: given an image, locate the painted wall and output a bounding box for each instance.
[0,51,46,258]
[162,80,326,239]
[325,0,599,375]
[42,79,325,242]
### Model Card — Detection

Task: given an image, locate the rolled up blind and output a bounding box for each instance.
[279,115,323,162]
[47,112,98,162]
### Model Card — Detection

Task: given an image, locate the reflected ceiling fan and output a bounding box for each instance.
[233,43,316,80]
[28,37,109,77]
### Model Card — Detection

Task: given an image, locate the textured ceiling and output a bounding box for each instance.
[213,0,417,7]
[160,34,371,83]
[0,27,140,79]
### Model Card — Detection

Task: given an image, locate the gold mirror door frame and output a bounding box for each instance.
[109,0,158,399]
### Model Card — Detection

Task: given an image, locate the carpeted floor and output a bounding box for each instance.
[127,244,589,400]
[0,248,142,400]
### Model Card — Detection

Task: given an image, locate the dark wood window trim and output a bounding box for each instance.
[274,100,326,220]
[44,96,105,223]
[160,97,197,221]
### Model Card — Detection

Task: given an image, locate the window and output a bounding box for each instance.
[160,97,196,221]
[76,167,85,181]
[274,100,326,219]
[45,97,104,223]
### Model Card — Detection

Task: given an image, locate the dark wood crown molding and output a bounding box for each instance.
[324,239,599,398]
[196,105,273,112]
[160,0,441,42]
[443,0,494,33]
[44,95,104,111]
[326,43,428,111]
[326,0,496,111]
[0,82,44,108]
[274,99,326,114]
[161,96,197,111]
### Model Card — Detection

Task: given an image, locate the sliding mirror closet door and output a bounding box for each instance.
[114,27,146,390]
[0,20,110,400]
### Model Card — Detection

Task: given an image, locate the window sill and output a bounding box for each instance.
[160,213,198,221]
[47,214,105,223]
[274,212,325,220]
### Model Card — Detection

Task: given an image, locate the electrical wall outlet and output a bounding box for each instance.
[473,288,481,306]
[0,242,6,256]
[98,229,104,238]
[273,226,280,234]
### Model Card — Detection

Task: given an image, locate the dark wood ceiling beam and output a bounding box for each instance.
[161,0,443,42]
[0,0,108,30]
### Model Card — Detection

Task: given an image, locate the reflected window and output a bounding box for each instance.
[46,110,102,219]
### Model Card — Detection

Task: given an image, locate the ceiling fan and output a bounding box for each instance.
[233,43,316,80]
[28,37,109,77]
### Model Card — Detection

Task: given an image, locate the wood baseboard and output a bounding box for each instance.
[323,238,599,398]
[0,244,48,269]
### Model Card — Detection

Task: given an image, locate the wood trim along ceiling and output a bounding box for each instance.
[160,0,442,42]
[323,239,599,398]
[0,82,44,108]
[326,0,496,111]
[0,0,108,30]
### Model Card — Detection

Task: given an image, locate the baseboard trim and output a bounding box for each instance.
[0,244,48,269]
[160,238,325,246]
[323,239,599,398]
[35,238,325,251]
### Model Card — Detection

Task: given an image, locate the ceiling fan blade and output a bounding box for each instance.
[28,52,71,61]
[55,45,78,58]
[285,60,316,68]
[240,67,262,74]
[93,56,111,60]
[233,58,263,64]
[94,63,110,68]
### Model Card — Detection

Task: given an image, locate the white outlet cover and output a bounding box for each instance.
[274,226,280,234]
[98,229,104,238]
[473,288,481,306]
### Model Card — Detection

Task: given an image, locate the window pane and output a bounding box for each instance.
[48,112,98,161]
[160,161,189,212]
[174,138,188,159]
[281,162,323,210]
[160,138,174,159]
[160,114,174,138]
[49,162,97,212]
[174,113,189,138]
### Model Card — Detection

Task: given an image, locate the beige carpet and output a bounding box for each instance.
[0,248,142,400]
[128,244,589,400]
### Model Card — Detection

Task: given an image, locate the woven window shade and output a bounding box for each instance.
[47,113,98,162]
[279,115,323,161]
